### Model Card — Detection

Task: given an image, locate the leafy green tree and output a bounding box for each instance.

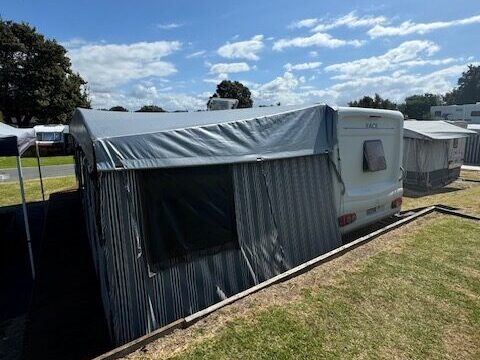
[135,105,165,112]
[109,106,128,112]
[398,93,441,119]
[444,64,480,105]
[0,20,90,127]
[348,94,397,110]
[213,80,253,108]
[443,91,457,106]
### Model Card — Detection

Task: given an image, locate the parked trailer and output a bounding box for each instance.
[34,124,73,154]
[206,97,239,111]
[333,107,404,233]
[402,120,476,191]
[431,102,480,124]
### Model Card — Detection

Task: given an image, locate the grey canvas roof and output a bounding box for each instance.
[403,120,476,140]
[70,104,337,171]
[468,124,480,132]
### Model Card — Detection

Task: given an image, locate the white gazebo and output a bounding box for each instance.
[0,122,45,279]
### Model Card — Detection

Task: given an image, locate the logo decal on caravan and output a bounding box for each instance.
[366,122,378,129]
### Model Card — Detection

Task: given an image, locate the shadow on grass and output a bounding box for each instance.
[404,186,462,199]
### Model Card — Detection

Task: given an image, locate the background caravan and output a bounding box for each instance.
[70,104,404,345]
[333,107,404,233]
[403,120,476,191]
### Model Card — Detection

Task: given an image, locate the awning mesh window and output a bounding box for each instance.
[139,165,238,269]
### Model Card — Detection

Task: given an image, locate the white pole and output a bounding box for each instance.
[35,141,45,201]
[16,155,36,280]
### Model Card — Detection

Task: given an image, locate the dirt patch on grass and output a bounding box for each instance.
[127,213,442,360]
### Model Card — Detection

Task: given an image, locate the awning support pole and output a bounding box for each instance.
[35,141,45,201]
[16,155,36,280]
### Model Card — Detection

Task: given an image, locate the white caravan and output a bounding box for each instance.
[431,102,480,123]
[332,107,404,234]
[34,124,69,145]
[207,97,239,111]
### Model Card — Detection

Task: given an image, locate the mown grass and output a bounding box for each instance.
[461,170,480,181]
[164,217,480,360]
[403,174,480,215]
[0,176,77,207]
[0,155,74,169]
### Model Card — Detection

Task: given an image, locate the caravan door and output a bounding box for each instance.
[334,107,404,234]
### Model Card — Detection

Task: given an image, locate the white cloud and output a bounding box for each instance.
[324,40,445,78]
[210,62,250,74]
[328,63,479,105]
[253,72,300,104]
[289,18,319,29]
[250,62,476,108]
[68,40,181,90]
[203,72,229,84]
[312,11,387,32]
[401,58,458,67]
[273,32,364,51]
[368,14,480,38]
[217,35,264,60]
[157,23,183,30]
[60,37,93,48]
[186,50,206,58]
[288,12,387,32]
[251,72,335,106]
[90,83,207,111]
[284,62,322,71]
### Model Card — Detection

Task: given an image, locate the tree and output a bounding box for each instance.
[398,93,441,119]
[109,106,128,112]
[0,20,90,127]
[135,105,165,112]
[444,64,480,105]
[348,94,397,110]
[213,80,253,108]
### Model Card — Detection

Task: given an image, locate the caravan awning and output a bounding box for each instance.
[70,104,337,171]
[0,123,36,156]
[404,120,476,140]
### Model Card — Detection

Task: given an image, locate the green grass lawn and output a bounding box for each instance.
[403,173,480,215]
[0,176,77,207]
[461,170,480,182]
[133,216,480,360]
[0,155,74,169]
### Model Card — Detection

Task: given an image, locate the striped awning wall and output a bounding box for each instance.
[465,132,480,165]
[233,156,342,281]
[77,153,341,345]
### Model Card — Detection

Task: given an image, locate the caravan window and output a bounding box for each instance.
[434,111,441,117]
[363,140,387,172]
[37,132,63,142]
[471,111,480,117]
[139,165,238,269]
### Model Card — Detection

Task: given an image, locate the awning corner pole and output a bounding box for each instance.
[35,141,45,201]
[16,155,36,280]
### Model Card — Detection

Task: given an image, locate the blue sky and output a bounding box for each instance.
[2,0,480,110]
